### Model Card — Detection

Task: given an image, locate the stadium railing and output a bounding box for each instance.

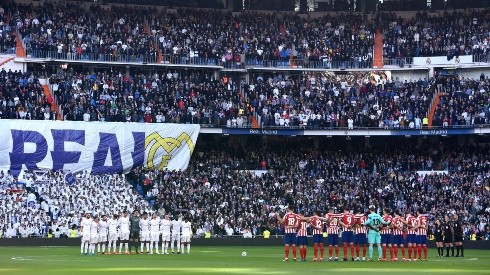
[0,45,16,55]
[160,54,220,66]
[246,58,373,69]
[25,50,158,64]
[473,54,490,63]
[383,57,413,67]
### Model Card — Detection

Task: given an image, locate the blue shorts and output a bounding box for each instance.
[284,233,297,245]
[416,235,427,245]
[355,233,367,245]
[328,234,339,246]
[313,234,324,244]
[381,234,392,245]
[406,234,417,244]
[342,231,354,243]
[296,236,308,246]
[392,235,405,246]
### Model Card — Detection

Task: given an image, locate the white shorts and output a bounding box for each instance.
[90,234,98,244]
[141,231,150,242]
[171,233,180,241]
[108,232,118,242]
[98,235,108,243]
[120,231,130,240]
[81,233,91,243]
[161,232,171,242]
[150,231,160,242]
[181,235,191,243]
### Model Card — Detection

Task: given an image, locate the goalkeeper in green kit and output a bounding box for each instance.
[363,206,391,261]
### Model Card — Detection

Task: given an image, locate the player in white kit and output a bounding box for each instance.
[97,214,108,254]
[180,217,192,254]
[80,212,92,255]
[89,216,100,255]
[149,213,161,254]
[107,214,119,254]
[139,212,151,254]
[160,214,172,254]
[118,210,130,254]
[171,216,182,253]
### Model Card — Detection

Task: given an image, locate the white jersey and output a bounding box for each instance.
[181,221,192,237]
[90,221,99,235]
[160,219,172,234]
[108,219,118,234]
[150,218,160,232]
[118,216,130,232]
[98,220,108,236]
[140,218,150,232]
[171,220,182,235]
[81,217,92,234]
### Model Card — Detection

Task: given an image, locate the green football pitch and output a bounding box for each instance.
[1,246,489,275]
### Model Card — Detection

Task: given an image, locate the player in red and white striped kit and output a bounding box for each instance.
[380,208,394,261]
[404,211,418,261]
[277,205,301,261]
[318,208,342,261]
[296,214,310,262]
[391,210,406,261]
[415,208,428,261]
[339,207,356,261]
[309,210,325,261]
[354,212,368,261]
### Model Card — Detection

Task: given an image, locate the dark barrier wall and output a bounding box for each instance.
[1,238,490,249]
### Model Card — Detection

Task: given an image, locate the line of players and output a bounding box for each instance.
[79,210,192,255]
[277,205,431,262]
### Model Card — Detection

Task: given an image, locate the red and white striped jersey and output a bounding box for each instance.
[326,213,342,234]
[354,214,367,234]
[297,221,309,237]
[406,215,418,234]
[310,216,324,235]
[340,213,356,232]
[417,215,428,236]
[380,214,392,234]
[391,216,404,235]
[283,213,300,234]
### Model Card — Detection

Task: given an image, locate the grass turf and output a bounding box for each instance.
[0,246,489,275]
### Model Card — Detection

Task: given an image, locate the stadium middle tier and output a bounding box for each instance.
[1,68,489,129]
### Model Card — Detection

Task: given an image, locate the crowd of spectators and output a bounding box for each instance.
[432,75,490,127]
[380,10,490,61]
[2,67,489,129]
[1,137,489,240]
[11,2,158,62]
[0,171,150,238]
[126,138,490,240]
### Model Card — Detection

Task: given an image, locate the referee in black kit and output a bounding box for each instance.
[434,219,444,257]
[443,215,454,257]
[452,214,464,257]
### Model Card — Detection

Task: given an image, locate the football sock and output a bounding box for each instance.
[150,243,153,253]
[304,247,307,259]
[418,245,422,258]
[382,246,387,259]
[343,243,348,258]
[394,246,398,258]
[81,242,84,254]
[320,243,324,258]
[456,246,460,256]
[389,246,394,259]
[119,242,123,253]
[125,242,128,253]
[368,245,373,259]
[446,247,450,256]
[451,247,454,256]
[328,246,333,257]
[356,245,360,257]
[285,246,290,258]
[461,245,464,256]
[401,246,405,258]
[187,244,190,253]
[177,240,181,252]
[102,243,105,253]
[350,244,355,258]
[363,245,367,257]
[423,246,427,259]
[313,244,318,258]
[335,246,339,257]
[171,242,174,252]
[377,244,382,259]
[408,246,412,259]
[292,246,297,258]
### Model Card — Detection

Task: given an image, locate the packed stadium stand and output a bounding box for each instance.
[0,0,489,243]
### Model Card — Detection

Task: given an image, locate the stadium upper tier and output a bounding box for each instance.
[1,68,488,129]
[3,2,487,68]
